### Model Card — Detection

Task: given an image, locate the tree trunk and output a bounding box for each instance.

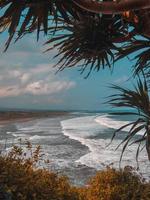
[73,0,150,14]
[146,131,150,161]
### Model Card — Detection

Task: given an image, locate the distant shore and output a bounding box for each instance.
[0,111,68,125]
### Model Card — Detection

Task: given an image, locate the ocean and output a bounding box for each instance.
[0,111,149,185]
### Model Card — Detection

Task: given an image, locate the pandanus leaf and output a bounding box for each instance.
[45,15,124,75]
[108,77,150,162]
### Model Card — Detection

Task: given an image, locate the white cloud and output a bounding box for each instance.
[0,66,76,98]
[114,76,129,84]
[0,35,76,103]
[0,86,21,97]
[20,73,31,83]
[30,64,54,74]
[12,70,21,77]
[25,80,75,95]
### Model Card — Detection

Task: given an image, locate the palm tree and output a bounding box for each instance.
[108,77,150,162]
[117,39,150,76]
[0,0,149,70]
[74,0,150,14]
[45,14,125,75]
[0,0,83,50]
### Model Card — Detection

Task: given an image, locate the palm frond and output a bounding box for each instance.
[0,0,82,50]
[109,79,150,116]
[45,15,125,76]
[117,39,150,76]
[108,77,150,162]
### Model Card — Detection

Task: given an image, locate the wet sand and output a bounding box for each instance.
[0,111,68,126]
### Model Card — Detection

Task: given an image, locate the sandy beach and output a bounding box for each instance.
[0,111,68,125]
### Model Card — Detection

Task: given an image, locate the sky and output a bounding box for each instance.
[0,32,135,111]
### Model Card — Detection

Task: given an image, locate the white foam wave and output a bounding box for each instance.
[12,133,27,137]
[12,134,52,141]
[95,115,145,135]
[29,135,51,141]
[61,115,149,173]
[6,131,12,135]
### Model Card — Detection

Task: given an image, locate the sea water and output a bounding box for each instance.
[0,111,149,185]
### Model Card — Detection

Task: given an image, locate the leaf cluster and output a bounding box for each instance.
[0,1,149,75]
[0,0,82,50]
[0,143,78,200]
[78,167,150,200]
[45,15,124,76]
[108,78,150,162]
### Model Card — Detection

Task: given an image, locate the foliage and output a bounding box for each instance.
[0,144,150,200]
[108,77,150,161]
[0,0,149,75]
[116,39,150,76]
[0,142,78,200]
[78,168,150,200]
[0,0,83,50]
[45,15,124,76]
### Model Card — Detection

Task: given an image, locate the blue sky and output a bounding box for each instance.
[0,32,135,111]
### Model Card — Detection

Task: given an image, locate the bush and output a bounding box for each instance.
[0,143,149,200]
[78,168,150,200]
[0,143,78,200]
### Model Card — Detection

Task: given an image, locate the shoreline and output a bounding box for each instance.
[0,113,96,186]
[0,111,69,126]
[1,112,149,184]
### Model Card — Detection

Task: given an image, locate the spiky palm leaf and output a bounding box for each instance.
[0,0,82,50]
[108,78,150,163]
[117,39,150,76]
[45,15,126,76]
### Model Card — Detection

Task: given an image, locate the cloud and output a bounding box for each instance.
[30,64,54,74]
[25,80,75,95]
[0,64,76,98]
[114,76,129,84]
[20,73,31,83]
[0,80,75,98]
[0,86,21,97]
[0,34,76,107]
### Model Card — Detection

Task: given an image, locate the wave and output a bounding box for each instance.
[6,131,13,135]
[12,133,52,141]
[12,133,27,137]
[29,135,52,141]
[95,114,145,135]
[61,115,149,173]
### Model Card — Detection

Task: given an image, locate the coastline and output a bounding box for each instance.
[1,111,149,184]
[0,111,68,126]
[0,111,97,185]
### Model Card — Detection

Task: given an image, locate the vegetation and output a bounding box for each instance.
[0,144,150,200]
[108,77,150,161]
[0,143,78,200]
[0,0,150,72]
[78,168,150,200]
